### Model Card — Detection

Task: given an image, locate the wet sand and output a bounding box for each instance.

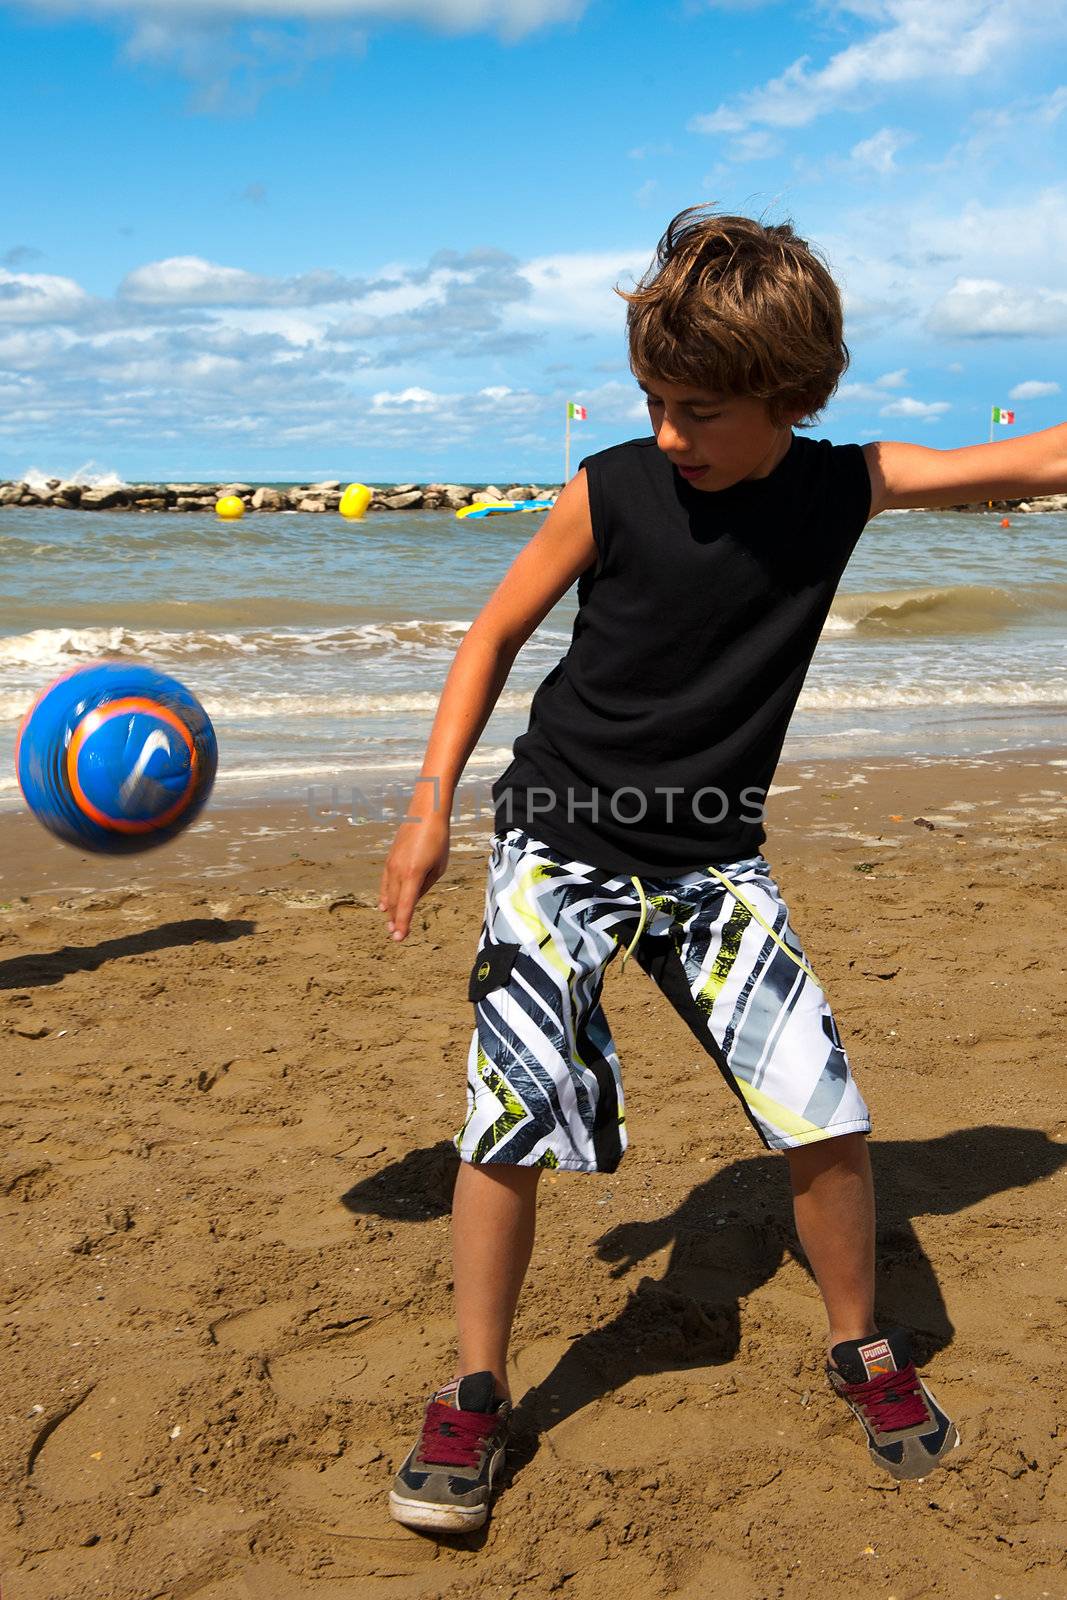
[2,750,1066,1599]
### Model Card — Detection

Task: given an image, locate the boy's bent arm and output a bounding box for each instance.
[410,468,597,817]
[864,422,1067,515]
[379,471,597,940]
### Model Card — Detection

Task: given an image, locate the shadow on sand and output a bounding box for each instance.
[0,917,255,990]
[344,1125,1066,1477]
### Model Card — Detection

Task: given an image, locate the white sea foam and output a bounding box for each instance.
[798,681,1067,710]
[197,691,532,719]
[0,621,568,671]
[4,674,1064,728]
[219,748,514,783]
[0,684,532,723]
[19,461,128,491]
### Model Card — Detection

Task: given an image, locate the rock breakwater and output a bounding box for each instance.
[0,479,563,513]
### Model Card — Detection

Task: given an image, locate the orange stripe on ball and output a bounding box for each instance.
[66,697,198,833]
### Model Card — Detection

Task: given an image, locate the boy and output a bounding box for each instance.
[378,207,1067,1533]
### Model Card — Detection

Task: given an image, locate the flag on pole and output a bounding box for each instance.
[567,402,588,421]
[992,407,1015,425]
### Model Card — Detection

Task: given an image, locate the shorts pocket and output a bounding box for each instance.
[468,939,521,1002]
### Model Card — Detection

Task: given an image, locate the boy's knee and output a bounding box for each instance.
[454,1160,543,1195]
[785,1131,871,1184]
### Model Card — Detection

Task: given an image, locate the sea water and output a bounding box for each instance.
[2,501,1066,812]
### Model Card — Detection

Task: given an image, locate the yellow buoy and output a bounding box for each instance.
[339,482,372,520]
[215,494,245,520]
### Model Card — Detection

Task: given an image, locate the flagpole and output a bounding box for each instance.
[564,404,571,484]
[989,404,995,446]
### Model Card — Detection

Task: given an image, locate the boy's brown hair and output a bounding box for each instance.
[619,206,849,425]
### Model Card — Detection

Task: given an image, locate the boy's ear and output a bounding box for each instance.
[769,396,808,429]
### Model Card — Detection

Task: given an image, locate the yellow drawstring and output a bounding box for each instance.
[702,864,819,982]
[617,865,818,983]
[620,874,648,968]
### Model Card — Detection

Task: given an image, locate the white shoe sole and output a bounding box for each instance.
[388,1490,488,1532]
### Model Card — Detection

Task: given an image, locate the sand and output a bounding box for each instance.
[2,750,1066,1600]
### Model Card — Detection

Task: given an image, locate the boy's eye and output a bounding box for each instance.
[644,395,721,422]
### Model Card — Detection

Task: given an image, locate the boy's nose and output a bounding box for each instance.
[655,413,689,454]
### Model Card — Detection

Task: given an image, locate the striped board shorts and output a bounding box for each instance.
[455,826,870,1173]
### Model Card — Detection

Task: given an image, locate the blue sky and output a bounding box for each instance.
[1,0,1065,481]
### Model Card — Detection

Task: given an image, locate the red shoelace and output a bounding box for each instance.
[419,1401,500,1468]
[840,1362,930,1431]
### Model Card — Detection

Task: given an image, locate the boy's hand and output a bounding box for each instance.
[597,1217,668,1276]
[378,813,450,941]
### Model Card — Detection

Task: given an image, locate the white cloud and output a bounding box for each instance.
[820,188,1067,345]
[371,386,440,410]
[15,0,588,107]
[0,269,92,324]
[0,241,641,391]
[120,255,375,307]
[944,84,1067,166]
[879,396,951,420]
[517,250,649,327]
[835,382,887,404]
[627,142,674,161]
[689,1,1066,133]
[1036,84,1067,124]
[727,130,783,162]
[1009,379,1061,400]
[21,0,586,37]
[850,127,911,175]
[912,191,1067,281]
[0,328,77,366]
[926,277,1067,337]
[121,256,268,305]
[834,371,911,404]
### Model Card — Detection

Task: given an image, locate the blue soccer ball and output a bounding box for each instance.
[16,663,217,854]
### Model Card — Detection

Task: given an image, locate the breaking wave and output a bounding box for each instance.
[826,582,1067,636]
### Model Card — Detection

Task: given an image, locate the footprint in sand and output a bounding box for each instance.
[28,1359,199,1504]
[260,1187,360,1250]
[1,1161,60,1202]
[211,1301,298,1354]
[197,1057,284,1098]
[267,1347,369,1408]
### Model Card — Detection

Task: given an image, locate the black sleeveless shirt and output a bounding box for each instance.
[491,433,871,875]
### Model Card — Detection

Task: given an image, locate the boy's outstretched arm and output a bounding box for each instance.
[378,471,598,942]
[863,421,1067,516]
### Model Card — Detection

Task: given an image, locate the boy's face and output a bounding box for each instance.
[639,377,796,492]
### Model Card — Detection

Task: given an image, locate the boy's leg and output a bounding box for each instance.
[391,828,635,1531]
[453,1162,541,1401]
[646,854,959,1477]
[389,1163,540,1533]
[786,1131,876,1355]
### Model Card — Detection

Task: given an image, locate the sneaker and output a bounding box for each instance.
[827,1329,960,1480]
[389,1371,510,1533]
